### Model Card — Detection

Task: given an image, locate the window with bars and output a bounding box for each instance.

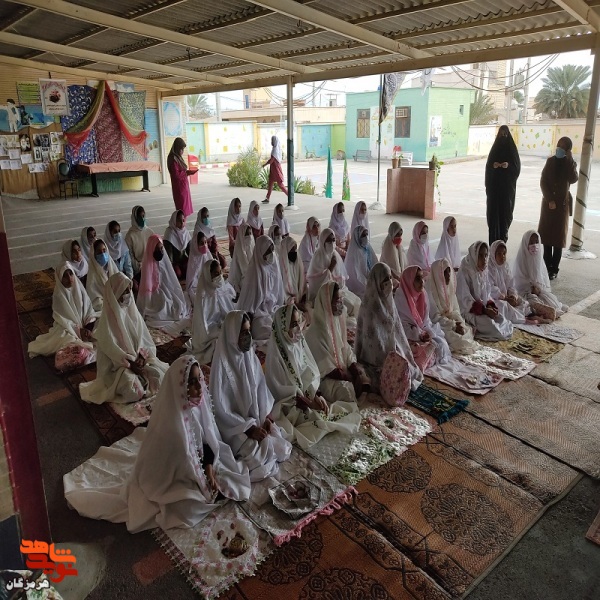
[357,109,370,138]
[395,106,411,138]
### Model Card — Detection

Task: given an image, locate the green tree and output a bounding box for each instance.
[533,64,591,118]
[470,92,496,125]
[513,90,524,106]
[186,94,213,119]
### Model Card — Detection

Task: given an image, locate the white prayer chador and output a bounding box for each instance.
[395,265,451,365]
[226,198,243,228]
[80,273,168,404]
[86,239,119,312]
[272,205,290,236]
[345,225,378,299]
[488,240,530,324]
[80,226,95,258]
[191,260,236,365]
[355,263,423,391]
[306,228,361,317]
[299,217,320,272]
[407,221,432,272]
[304,281,360,404]
[266,305,360,450]
[350,201,370,238]
[456,242,514,341]
[380,222,407,279]
[246,200,263,232]
[238,235,285,343]
[328,203,350,245]
[513,229,568,314]
[279,236,306,304]
[186,232,213,305]
[193,209,216,241]
[268,223,283,257]
[435,216,461,269]
[61,240,88,280]
[210,311,292,481]
[427,258,478,354]
[163,210,191,252]
[104,223,128,262]
[64,356,251,533]
[28,262,98,358]
[125,206,155,274]
[229,222,255,293]
[137,235,190,331]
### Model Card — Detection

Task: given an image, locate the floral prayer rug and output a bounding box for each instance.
[532,345,600,404]
[154,502,274,600]
[515,321,583,344]
[466,376,600,478]
[407,384,470,424]
[457,346,535,381]
[12,268,55,313]
[481,328,564,363]
[18,307,53,341]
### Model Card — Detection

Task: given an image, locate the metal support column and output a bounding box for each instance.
[370,74,385,211]
[286,76,298,210]
[157,90,167,185]
[566,43,600,259]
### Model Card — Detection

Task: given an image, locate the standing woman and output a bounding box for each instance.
[538,136,578,279]
[167,137,195,218]
[262,135,288,204]
[485,125,521,244]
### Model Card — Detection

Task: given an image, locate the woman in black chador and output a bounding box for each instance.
[485,126,521,244]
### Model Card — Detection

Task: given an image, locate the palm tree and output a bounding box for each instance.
[470,92,496,125]
[533,64,591,118]
[186,94,213,119]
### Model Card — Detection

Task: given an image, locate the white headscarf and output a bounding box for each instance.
[328,202,350,241]
[513,229,551,295]
[137,234,189,323]
[380,222,407,278]
[435,216,461,269]
[191,260,236,364]
[407,221,431,271]
[306,228,348,302]
[278,236,306,302]
[125,355,251,533]
[86,239,119,311]
[345,225,378,298]
[266,304,320,401]
[355,263,422,389]
[488,240,516,297]
[125,205,155,266]
[271,135,282,163]
[163,210,191,252]
[350,201,369,237]
[80,226,95,258]
[62,239,88,279]
[304,281,355,377]
[228,222,255,293]
[299,217,320,270]
[271,204,290,236]
[238,235,284,317]
[193,208,216,240]
[268,223,283,255]
[226,198,244,228]
[210,311,275,453]
[246,200,263,231]
[186,230,213,303]
[458,241,492,304]
[428,258,460,318]
[104,222,128,262]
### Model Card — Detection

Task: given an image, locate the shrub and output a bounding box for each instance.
[227,147,262,188]
[294,176,315,195]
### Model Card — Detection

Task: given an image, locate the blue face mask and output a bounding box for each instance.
[555,147,566,159]
[112,233,120,242]
[202,217,210,225]
[95,252,109,267]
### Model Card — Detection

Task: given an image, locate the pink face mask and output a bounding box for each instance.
[393,237,402,247]
[528,244,540,255]
[188,395,203,407]
[199,245,208,255]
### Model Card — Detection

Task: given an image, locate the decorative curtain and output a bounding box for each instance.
[65,81,148,158]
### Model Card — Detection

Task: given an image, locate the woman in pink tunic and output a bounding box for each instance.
[262,136,288,204]
[167,137,195,217]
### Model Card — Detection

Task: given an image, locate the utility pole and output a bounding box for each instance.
[505,59,514,124]
[522,57,531,125]
[215,92,222,122]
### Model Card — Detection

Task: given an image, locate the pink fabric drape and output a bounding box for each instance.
[139,234,162,295]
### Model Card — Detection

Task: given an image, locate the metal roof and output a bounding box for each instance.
[0,0,597,94]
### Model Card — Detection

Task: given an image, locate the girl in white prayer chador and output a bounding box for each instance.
[61,239,88,284]
[328,202,350,258]
[86,238,118,312]
[210,311,292,482]
[79,273,168,404]
[434,216,461,270]
[228,222,255,294]
[345,225,378,299]
[63,355,251,533]
[380,221,407,284]
[299,216,320,272]
[407,221,432,273]
[265,304,361,450]
[279,236,307,308]
[350,201,370,237]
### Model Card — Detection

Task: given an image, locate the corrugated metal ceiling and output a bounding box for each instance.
[0,0,596,91]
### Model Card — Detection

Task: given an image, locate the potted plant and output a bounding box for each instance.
[391,145,402,169]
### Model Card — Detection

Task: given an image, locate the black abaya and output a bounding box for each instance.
[485,129,521,244]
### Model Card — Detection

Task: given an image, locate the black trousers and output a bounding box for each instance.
[543,245,562,273]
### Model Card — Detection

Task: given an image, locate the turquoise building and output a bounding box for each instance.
[345,87,474,163]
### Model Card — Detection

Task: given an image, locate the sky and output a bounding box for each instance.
[203,49,595,112]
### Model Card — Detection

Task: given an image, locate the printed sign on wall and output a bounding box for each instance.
[40,79,70,116]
